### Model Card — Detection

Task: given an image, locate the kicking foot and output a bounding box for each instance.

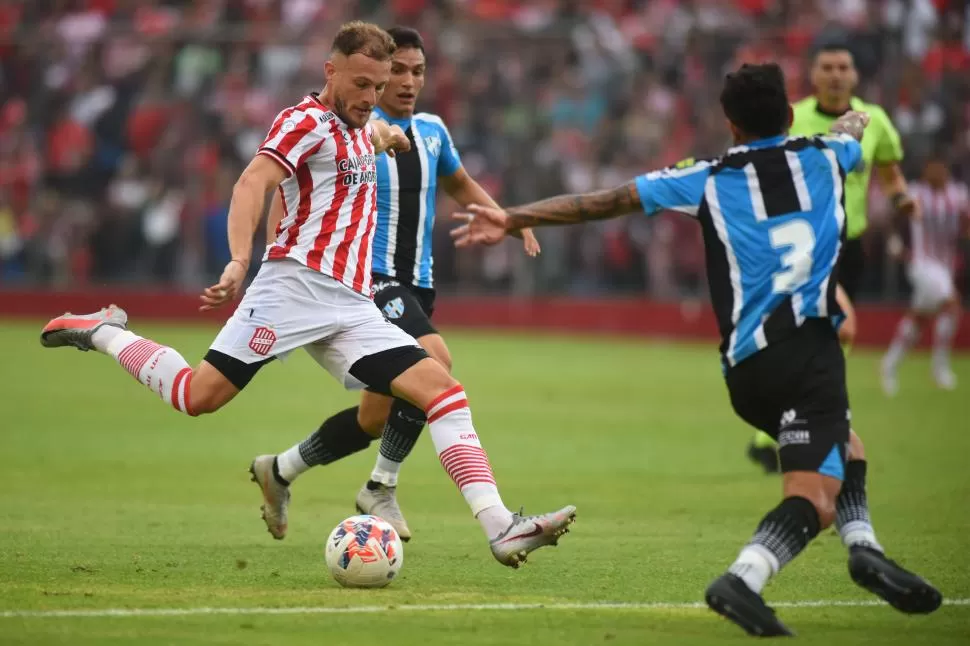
[848,546,942,614]
[746,440,780,474]
[40,306,128,351]
[356,482,411,542]
[705,573,794,637]
[249,455,291,540]
[489,505,576,568]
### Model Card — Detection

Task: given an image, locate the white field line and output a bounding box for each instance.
[1,598,968,619]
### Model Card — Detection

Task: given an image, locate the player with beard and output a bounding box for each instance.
[263,26,540,543]
[40,22,574,568]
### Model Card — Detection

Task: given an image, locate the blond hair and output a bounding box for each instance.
[332,21,396,61]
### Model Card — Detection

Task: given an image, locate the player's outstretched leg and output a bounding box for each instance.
[838,432,942,614]
[746,431,779,474]
[393,359,575,567]
[881,315,921,396]
[40,306,236,416]
[356,333,452,541]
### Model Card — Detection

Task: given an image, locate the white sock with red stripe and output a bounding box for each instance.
[426,385,513,539]
[100,330,195,415]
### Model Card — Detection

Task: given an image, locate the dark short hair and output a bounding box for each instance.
[813,41,855,64]
[331,21,396,61]
[720,63,790,139]
[386,26,425,54]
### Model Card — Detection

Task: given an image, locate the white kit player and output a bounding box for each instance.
[882,155,968,394]
[39,21,575,567]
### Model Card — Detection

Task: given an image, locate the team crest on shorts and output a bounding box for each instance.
[248,326,277,356]
[383,297,405,320]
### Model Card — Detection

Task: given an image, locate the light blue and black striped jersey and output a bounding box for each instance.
[371,107,462,289]
[634,133,864,370]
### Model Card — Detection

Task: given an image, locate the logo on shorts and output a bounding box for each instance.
[371,279,400,297]
[780,409,798,427]
[248,326,277,356]
[778,430,811,448]
[383,297,405,320]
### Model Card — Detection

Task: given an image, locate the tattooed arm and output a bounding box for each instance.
[503,182,641,231]
[451,182,642,248]
[452,159,710,249]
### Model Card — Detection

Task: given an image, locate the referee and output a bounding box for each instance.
[747,42,918,474]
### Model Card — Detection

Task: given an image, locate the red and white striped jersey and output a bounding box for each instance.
[258,93,378,295]
[909,180,969,270]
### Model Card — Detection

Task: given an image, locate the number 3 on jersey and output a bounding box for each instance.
[769,219,815,294]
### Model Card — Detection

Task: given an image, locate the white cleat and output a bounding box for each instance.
[356,483,411,542]
[489,505,576,568]
[880,358,899,397]
[249,455,291,540]
[933,367,957,391]
[40,305,128,351]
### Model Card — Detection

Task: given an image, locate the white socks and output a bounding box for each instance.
[839,521,884,553]
[276,446,310,483]
[729,545,779,594]
[884,317,919,369]
[95,328,194,415]
[932,312,957,370]
[425,385,513,538]
[370,455,401,487]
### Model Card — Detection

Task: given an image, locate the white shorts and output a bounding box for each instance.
[210,259,422,389]
[908,260,956,313]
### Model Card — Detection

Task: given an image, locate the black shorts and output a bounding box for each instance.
[726,320,850,479]
[371,274,438,339]
[839,237,865,301]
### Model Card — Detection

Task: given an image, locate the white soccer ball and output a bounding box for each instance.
[325,515,403,588]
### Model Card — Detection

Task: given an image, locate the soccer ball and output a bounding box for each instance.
[325,515,403,588]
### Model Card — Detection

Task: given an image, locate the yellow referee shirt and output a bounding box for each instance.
[790,96,904,239]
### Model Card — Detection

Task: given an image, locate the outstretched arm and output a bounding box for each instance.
[440,167,541,255]
[450,182,640,248]
[504,182,641,230]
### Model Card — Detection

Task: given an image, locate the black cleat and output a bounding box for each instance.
[746,440,780,474]
[705,573,794,637]
[848,546,942,614]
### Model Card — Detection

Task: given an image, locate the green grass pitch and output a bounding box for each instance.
[0,320,968,645]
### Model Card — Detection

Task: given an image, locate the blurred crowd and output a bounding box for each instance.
[1,0,969,301]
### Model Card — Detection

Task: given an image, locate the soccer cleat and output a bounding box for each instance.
[355,483,412,542]
[705,573,794,637]
[489,505,576,568]
[746,441,780,474]
[40,305,128,351]
[848,546,942,614]
[249,455,291,540]
[880,357,900,397]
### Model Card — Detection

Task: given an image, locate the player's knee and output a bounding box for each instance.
[812,495,837,529]
[357,406,388,436]
[434,349,453,373]
[847,430,865,461]
[186,385,225,416]
[420,335,453,373]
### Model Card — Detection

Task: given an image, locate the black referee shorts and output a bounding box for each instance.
[370,273,438,340]
[725,319,850,480]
